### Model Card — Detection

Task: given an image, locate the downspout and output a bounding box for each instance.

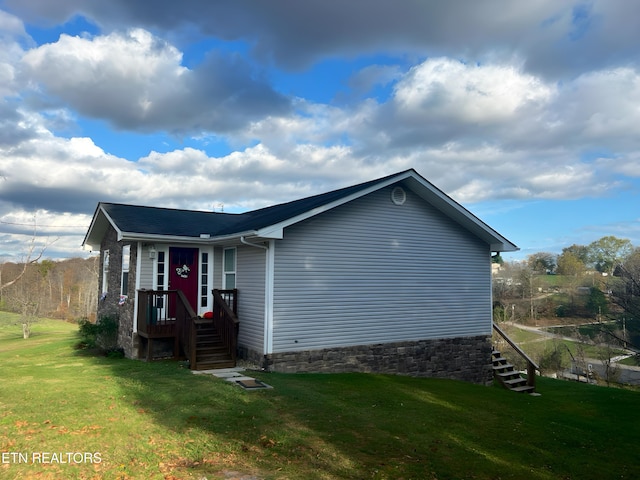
[240,237,274,364]
[133,242,143,335]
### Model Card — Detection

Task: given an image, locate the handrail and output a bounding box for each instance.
[137,289,198,362]
[176,290,199,368]
[212,289,239,363]
[493,322,539,388]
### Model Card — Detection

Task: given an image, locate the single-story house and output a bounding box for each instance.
[83,169,518,384]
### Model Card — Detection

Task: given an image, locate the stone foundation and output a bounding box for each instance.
[242,335,493,385]
[96,225,138,359]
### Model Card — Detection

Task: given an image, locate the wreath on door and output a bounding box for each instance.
[176,264,191,278]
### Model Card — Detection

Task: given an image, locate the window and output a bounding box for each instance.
[102,250,110,293]
[223,247,236,289]
[121,245,131,296]
[201,252,209,307]
[156,250,166,290]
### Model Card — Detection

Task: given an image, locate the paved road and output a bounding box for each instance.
[503,322,640,385]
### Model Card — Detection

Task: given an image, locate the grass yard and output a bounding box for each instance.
[1,312,640,479]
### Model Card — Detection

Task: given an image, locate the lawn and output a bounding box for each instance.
[1,312,640,479]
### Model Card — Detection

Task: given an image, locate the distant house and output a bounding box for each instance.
[83,169,518,384]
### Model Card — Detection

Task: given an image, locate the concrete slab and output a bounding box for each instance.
[191,367,272,390]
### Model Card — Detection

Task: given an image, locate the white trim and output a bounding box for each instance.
[120,244,131,296]
[100,205,124,242]
[133,243,142,333]
[101,249,109,294]
[223,247,237,289]
[255,170,518,252]
[198,247,214,314]
[264,239,275,355]
[153,247,168,290]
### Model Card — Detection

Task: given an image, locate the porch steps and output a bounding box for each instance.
[194,323,235,370]
[492,350,536,394]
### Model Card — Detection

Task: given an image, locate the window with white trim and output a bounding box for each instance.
[156,250,166,290]
[121,245,131,296]
[102,250,110,293]
[201,251,209,307]
[223,247,236,289]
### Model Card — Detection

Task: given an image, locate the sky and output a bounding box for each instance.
[0,1,639,263]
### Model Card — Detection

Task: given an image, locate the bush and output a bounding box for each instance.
[77,316,119,352]
[77,318,100,349]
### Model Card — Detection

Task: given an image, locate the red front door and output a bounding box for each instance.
[169,247,199,313]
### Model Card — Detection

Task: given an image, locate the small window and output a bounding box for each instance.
[156,250,166,290]
[102,250,110,293]
[223,247,236,289]
[201,252,209,308]
[121,245,131,296]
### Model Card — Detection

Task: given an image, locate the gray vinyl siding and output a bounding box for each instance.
[138,244,154,289]
[236,245,266,353]
[271,185,492,353]
[213,247,223,290]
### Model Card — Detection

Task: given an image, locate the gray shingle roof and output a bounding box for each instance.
[99,170,407,238]
[84,169,519,252]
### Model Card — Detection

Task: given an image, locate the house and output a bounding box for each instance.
[83,169,518,384]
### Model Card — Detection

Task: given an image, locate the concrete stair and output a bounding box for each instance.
[193,323,235,370]
[492,350,536,394]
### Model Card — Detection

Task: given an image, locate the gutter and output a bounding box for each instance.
[240,236,269,250]
[240,236,274,357]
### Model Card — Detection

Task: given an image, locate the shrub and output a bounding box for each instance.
[77,316,119,352]
[77,318,100,349]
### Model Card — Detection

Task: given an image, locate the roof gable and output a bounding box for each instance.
[83,169,518,252]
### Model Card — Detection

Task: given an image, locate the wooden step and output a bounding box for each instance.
[503,377,527,386]
[511,385,536,393]
[191,323,235,370]
[493,363,515,372]
[193,359,236,370]
[492,348,537,395]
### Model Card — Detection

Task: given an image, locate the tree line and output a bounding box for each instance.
[0,256,99,336]
[493,235,640,350]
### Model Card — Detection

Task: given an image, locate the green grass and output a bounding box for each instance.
[1,312,640,479]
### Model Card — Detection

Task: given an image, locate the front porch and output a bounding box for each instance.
[136,288,239,369]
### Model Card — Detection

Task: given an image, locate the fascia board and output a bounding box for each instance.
[120,230,260,245]
[253,169,518,252]
[82,204,122,250]
[255,171,416,239]
[403,176,519,252]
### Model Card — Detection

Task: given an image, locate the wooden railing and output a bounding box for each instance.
[137,289,198,359]
[212,289,239,364]
[136,288,238,368]
[176,290,199,367]
[493,323,540,389]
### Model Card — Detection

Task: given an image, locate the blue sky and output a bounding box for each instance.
[0,1,639,261]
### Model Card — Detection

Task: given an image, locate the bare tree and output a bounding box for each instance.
[0,225,56,338]
[0,238,47,293]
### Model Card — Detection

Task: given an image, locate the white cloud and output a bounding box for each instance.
[0,9,29,97]
[19,28,289,133]
[392,58,553,124]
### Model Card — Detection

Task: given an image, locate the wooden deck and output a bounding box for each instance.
[136,289,238,368]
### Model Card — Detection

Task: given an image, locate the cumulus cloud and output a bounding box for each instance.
[391,58,552,125]
[19,28,290,133]
[0,9,30,97]
[1,1,640,259]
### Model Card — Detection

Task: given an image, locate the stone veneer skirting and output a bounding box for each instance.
[241,335,493,385]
